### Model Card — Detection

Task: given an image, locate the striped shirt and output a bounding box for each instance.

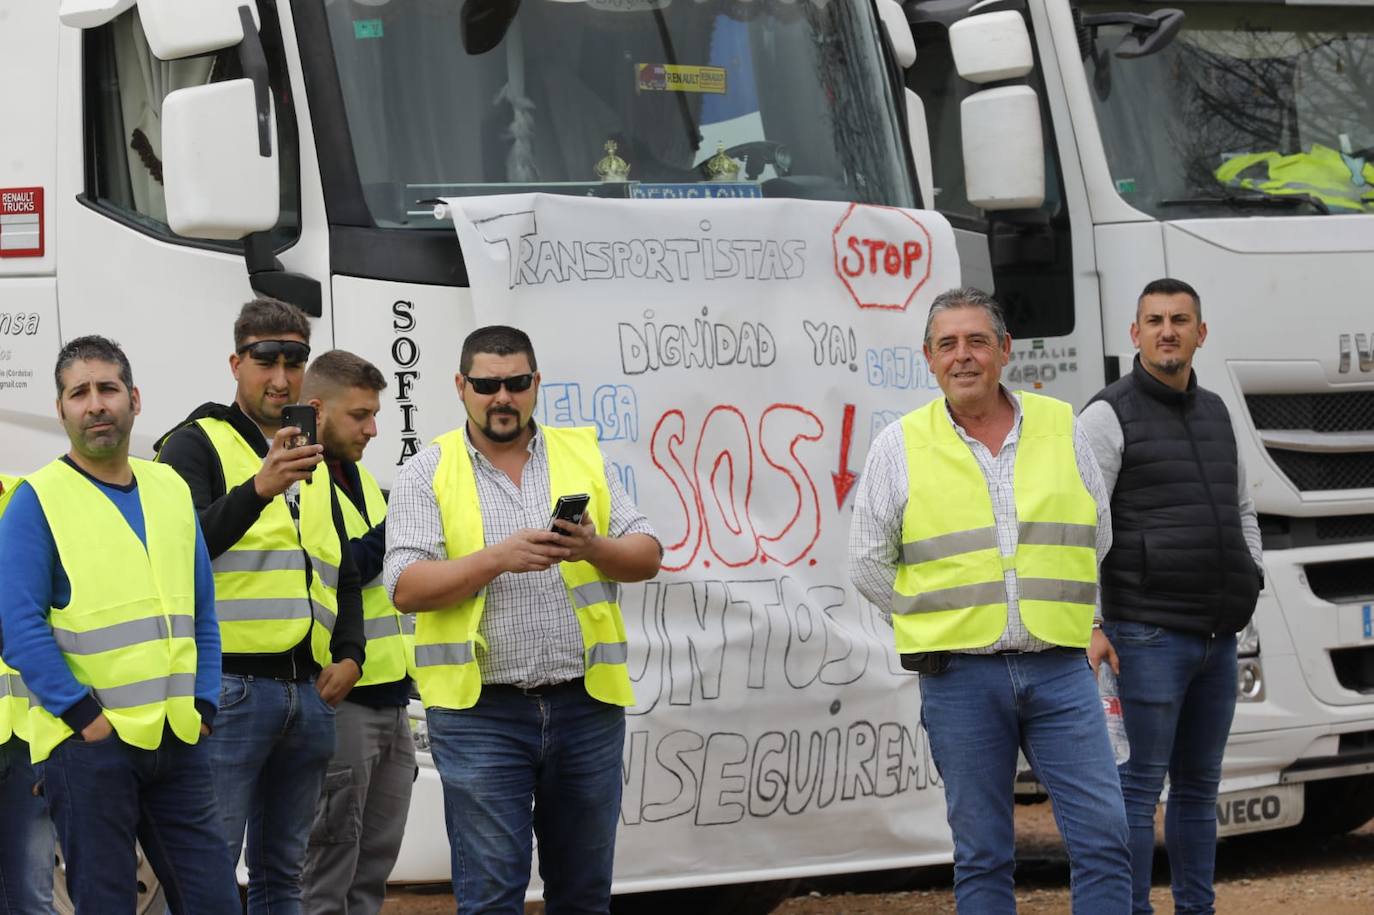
[384,425,657,687]
[848,388,1111,653]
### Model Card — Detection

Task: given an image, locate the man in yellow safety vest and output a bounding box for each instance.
[156,299,366,913]
[0,472,55,913]
[386,325,661,913]
[300,351,416,915]
[848,289,1131,912]
[0,336,239,913]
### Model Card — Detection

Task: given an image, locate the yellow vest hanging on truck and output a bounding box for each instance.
[1216,144,1374,214]
[0,473,34,746]
[301,461,413,686]
[413,425,634,710]
[23,459,203,763]
[189,418,340,667]
[891,392,1099,652]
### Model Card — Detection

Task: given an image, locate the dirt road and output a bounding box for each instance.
[382,804,1374,913]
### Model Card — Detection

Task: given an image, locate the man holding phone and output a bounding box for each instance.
[156,298,365,914]
[386,325,661,914]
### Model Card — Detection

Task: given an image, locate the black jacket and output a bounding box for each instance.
[1090,357,1261,635]
[156,403,365,679]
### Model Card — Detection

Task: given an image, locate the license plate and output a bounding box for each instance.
[1212,783,1304,837]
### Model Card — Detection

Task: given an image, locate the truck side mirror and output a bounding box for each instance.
[136,0,260,59]
[949,10,1045,210]
[160,3,279,240]
[877,0,917,68]
[163,81,279,240]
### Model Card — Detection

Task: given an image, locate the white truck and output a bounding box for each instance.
[901,0,1374,838]
[1,0,1369,911]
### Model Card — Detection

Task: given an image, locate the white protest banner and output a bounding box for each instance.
[444,193,960,893]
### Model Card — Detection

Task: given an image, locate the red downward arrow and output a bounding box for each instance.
[832,403,858,509]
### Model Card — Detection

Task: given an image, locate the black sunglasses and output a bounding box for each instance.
[237,340,311,367]
[466,373,534,395]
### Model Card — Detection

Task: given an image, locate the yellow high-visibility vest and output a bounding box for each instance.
[891,392,1098,652]
[189,419,340,667]
[0,473,33,745]
[1217,144,1374,214]
[302,461,413,687]
[412,425,635,710]
[24,459,203,763]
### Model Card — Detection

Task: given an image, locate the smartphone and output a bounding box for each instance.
[548,493,591,535]
[280,404,317,449]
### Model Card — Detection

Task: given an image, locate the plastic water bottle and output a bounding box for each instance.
[1098,664,1131,766]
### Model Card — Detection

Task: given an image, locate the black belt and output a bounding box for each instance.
[992,645,1085,656]
[484,677,585,696]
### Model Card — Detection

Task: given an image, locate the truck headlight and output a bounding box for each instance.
[1237,619,1261,658]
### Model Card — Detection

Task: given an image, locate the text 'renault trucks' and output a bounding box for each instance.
[1,0,1369,911]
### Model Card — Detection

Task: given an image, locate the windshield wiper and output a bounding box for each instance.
[1159,191,1330,216]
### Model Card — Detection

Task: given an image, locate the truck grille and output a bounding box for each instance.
[1245,392,1374,492]
[1306,557,1374,604]
[1245,392,1374,432]
[1331,647,1374,695]
[1268,451,1374,491]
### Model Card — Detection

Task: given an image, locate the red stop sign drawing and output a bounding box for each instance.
[831,203,933,311]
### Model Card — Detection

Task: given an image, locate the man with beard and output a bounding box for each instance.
[1082,278,1264,915]
[299,351,415,915]
[156,299,365,914]
[0,336,240,912]
[385,325,661,914]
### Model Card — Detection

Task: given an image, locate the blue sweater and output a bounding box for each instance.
[0,461,220,734]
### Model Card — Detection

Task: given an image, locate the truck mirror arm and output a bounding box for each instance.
[244,233,322,317]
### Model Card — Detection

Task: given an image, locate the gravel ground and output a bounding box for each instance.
[382,804,1374,913]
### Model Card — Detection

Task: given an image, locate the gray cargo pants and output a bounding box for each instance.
[302,701,416,915]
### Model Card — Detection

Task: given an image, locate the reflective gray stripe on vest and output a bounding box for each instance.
[1020,578,1097,606]
[94,672,196,709]
[364,616,402,641]
[313,559,340,591]
[901,527,997,565]
[212,550,306,575]
[0,676,13,700]
[313,602,337,634]
[1018,522,1096,549]
[414,642,475,667]
[400,615,416,636]
[891,580,1006,615]
[586,641,628,667]
[215,598,313,624]
[363,574,383,590]
[52,614,196,656]
[571,581,619,609]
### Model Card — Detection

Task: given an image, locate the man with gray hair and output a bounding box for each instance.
[849,288,1131,912]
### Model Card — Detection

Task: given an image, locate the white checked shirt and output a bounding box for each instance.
[848,388,1112,654]
[384,425,657,687]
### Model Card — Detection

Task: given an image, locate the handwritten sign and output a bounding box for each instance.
[445,194,960,892]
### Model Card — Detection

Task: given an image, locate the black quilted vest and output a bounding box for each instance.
[1090,357,1260,635]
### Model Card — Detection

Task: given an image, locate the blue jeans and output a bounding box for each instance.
[0,737,53,914]
[1107,622,1237,915]
[426,682,626,915]
[41,727,240,914]
[918,650,1132,914]
[207,675,336,915]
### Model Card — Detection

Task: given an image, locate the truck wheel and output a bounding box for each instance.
[53,841,167,914]
[1297,775,1374,836]
[612,879,800,915]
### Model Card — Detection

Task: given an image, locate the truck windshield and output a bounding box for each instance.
[1081,2,1374,218]
[322,0,915,227]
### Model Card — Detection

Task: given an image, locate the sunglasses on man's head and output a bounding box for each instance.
[237,340,311,367]
[465,373,534,395]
